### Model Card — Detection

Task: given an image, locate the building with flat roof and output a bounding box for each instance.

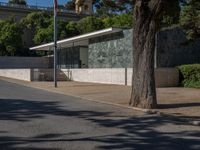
[30,28,127,69]
[30,27,200,69]
[28,27,200,86]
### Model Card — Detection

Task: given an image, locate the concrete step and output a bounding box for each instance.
[32,69,70,81]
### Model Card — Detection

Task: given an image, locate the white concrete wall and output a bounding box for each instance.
[0,69,31,81]
[61,68,125,85]
[0,68,179,87]
[62,68,179,87]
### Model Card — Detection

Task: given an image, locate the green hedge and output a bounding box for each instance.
[178,64,200,88]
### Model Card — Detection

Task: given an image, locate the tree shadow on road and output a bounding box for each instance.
[0,98,111,122]
[0,98,200,150]
[157,102,200,121]
[158,102,200,109]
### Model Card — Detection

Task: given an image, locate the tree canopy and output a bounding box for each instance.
[103,13,132,28]
[22,12,131,45]
[76,16,105,33]
[180,0,200,39]
[0,19,23,56]
[94,0,133,16]
[19,0,199,45]
[21,12,51,31]
[161,0,180,27]
[65,0,181,27]
[33,18,70,45]
[22,12,80,45]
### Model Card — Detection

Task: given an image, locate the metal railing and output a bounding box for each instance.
[0,2,77,14]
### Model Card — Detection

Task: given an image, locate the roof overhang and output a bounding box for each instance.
[30,27,122,51]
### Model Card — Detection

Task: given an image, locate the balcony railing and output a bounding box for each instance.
[0,2,77,14]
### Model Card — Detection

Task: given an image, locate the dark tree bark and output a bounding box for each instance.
[130,0,164,109]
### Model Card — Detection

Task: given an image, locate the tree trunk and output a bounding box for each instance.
[130,0,163,109]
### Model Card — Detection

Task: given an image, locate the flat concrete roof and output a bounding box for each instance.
[29,28,122,51]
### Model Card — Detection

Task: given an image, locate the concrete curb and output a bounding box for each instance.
[1,77,200,127]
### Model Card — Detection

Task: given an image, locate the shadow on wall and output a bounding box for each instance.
[157,27,200,67]
[0,98,200,149]
[31,69,72,81]
[65,69,73,81]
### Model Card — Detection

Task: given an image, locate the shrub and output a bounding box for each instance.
[178,64,200,88]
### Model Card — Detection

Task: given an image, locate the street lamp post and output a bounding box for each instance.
[54,0,58,87]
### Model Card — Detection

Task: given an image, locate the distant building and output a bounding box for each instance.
[75,0,93,15]
[0,2,89,22]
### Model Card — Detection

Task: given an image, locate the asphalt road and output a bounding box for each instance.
[0,80,200,150]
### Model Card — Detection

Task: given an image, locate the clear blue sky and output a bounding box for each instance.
[0,0,69,7]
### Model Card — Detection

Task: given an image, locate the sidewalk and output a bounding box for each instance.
[1,77,200,123]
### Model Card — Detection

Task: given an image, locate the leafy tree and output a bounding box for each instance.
[33,18,69,45]
[65,0,180,27]
[66,21,80,37]
[8,0,27,5]
[22,12,51,32]
[22,12,78,45]
[77,16,105,33]
[161,0,180,27]
[180,0,200,39]
[0,19,23,56]
[21,12,52,56]
[95,0,133,16]
[103,13,133,28]
[95,0,118,16]
[22,12,52,44]
[33,25,53,45]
